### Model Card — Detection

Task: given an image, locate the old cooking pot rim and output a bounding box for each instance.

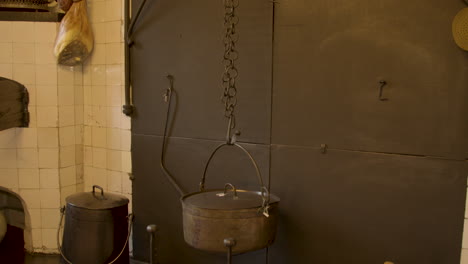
[66,185,129,210]
[181,185,280,210]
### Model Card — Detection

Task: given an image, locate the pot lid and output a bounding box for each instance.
[66,185,129,210]
[182,185,279,210]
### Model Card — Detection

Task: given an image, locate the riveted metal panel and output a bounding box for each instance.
[269,145,467,264]
[272,0,468,159]
[131,0,272,144]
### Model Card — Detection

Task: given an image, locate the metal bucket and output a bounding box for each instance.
[59,185,132,264]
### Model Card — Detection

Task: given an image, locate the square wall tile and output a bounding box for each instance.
[20,189,41,209]
[36,85,58,106]
[13,43,35,64]
[18,169,40,189]
[35,64,57,86]
[91,65,106,85]
[92,85,106,106]
[38,148,59,169]
[58,106,75,127]
[58,66,75,86]
[121,130,131,151]
[106,65,122,86]
[37,106,58,127]
[12,22,35,43]
[60,145,75,168]
[0,64,13,78]
[13,64,35,85]
[59,126,75,147]
[40,188,60,208]
[105,0,123,22]
[0,149,17,168]
[15,128,38,148]
[39,169,59,189]
[58,85,75,106]
[35,43,56,65]
[0,169,19,189]
[40,209,60,229]
[17,149,38,168]
[0,128,17,149]
[59,166,76,187]
[34,22,57,44]
[37,128,59,148]
[105,43,123,65]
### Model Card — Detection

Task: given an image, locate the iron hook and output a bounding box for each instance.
[379,80,388,101]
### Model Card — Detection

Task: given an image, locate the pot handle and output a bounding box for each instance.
[92,185,104,196]
[216,183,239,199]
[200,143,268,197]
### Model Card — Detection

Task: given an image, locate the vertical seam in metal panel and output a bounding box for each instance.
[268,0,276,193]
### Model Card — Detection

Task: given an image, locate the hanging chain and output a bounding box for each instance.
[221,0,240,139]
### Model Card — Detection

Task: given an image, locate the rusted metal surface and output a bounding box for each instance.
[181,196,279,254]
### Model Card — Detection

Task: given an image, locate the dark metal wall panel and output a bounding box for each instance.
[132,134,270,263]
[131,0,273,144]
[272,0,468,159]
[269,145,467,264]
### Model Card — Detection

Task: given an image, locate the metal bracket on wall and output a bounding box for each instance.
[123,0,149,116]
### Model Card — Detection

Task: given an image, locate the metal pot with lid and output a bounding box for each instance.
[58,185,133,264]
[181,143,280,255]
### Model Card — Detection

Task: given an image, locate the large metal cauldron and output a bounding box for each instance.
[59,185,131,264]
[181,143,280,255]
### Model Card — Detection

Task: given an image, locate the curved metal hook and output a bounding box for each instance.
[379,80,388,101]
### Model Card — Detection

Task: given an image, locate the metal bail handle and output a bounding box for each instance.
[199,143,269,203]
[92,185,104,196]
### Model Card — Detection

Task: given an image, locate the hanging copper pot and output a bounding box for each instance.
[181,143,280,255]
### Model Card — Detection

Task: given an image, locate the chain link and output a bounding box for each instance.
[221,0,240,130]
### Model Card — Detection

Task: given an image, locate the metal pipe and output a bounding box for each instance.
[160,75,185,197]
[123,0,149,116]
[224,238,236,264]
[146,224,157,264]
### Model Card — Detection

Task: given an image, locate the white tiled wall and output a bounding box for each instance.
[0,0,131,253]
[0,21,81,253]
[83,0,132,209]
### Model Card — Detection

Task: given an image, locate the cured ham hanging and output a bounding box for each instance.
[54,0,94,66]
